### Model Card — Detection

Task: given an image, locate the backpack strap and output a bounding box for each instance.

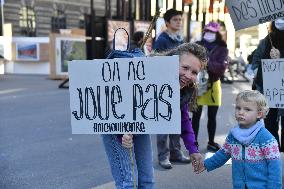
[113,28,130,51]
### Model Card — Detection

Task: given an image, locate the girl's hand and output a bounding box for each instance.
[190,153,205,174]
[122,134,133,148]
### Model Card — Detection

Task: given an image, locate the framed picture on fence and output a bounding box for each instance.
[107,20,130,50]
[55,37,86,75]
[16,42,40,61]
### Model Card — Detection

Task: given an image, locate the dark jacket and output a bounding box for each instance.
[153,31,183,52]
[252,36,284,93]
[197,40,228,82]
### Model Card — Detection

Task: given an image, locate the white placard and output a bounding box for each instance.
[69,56,181,134]
[226,0,284,30]
[262,59,284,108]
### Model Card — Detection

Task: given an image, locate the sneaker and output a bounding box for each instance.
[170,154,191,164]
[207,142,221,152]
[159,159,172,169]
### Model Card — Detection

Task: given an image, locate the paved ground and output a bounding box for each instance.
[0,74,283,189]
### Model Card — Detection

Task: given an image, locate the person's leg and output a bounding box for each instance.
[264,108,280,145]
[134,135,155,189]
[169,134,190,163]
[102,135,137,189]
[156,134,172,169]
[192,106,203,141]
[169,134,182,158]
[156,134,169,161]
[207,106,220,151]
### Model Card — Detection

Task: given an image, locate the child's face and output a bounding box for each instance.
[179,53,201,89]
[235,99,263,128]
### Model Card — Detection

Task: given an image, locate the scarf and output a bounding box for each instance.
[230,120,264,145]
[166,30,184,42]
[202,39,218,52]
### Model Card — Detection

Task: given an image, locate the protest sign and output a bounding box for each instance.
[262,59,284,108]
[226,0,284,30]
[69,56,180,134]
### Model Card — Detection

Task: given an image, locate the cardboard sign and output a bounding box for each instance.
[261,59,284,108]
[226,0,284,30]
[69,56,181,134]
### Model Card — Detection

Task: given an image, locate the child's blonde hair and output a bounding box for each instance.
[236,90,269,118]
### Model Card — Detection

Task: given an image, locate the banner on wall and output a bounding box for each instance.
[261,59,284,108]
[69,56,180,134]
[225,0,284,30]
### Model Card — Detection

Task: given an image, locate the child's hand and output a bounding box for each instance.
[195,161,206,174]
[122,134,133,148]
[190,153,205,174]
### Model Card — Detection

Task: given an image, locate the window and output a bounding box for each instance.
[19,6,36,36]
[79,15,85,29]
[51,9,66,32]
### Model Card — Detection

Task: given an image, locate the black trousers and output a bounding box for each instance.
[264,108,282,149]
[192,105,219,143]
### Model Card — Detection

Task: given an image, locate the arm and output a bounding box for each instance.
[204,136,231,172]
[180,104,203,172]
[251,39,266,71]
[153,38,168,52]
[180,104,199,155]
[261,138,282,188]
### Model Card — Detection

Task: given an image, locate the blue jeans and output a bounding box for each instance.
[102,135,154,189]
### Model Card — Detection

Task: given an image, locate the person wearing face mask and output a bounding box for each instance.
[192,21,228,152]
[251,18,284,152]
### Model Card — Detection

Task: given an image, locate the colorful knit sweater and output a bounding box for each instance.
[204,125,282,189]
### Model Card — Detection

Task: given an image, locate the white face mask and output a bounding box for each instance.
[203,32,216,42]
[275,18,284,30]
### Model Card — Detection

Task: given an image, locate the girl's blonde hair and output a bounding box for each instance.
[236,90,269,118]
[154,42,208,69]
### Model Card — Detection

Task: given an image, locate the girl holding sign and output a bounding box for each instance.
[102,42,208,189]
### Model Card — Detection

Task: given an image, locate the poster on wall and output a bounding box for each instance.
[16,43,39,61]
[225,0,284,30]
[55,38,86,75]
[107,20,130,50]
[261,59,284,108]
[68,56,180,134]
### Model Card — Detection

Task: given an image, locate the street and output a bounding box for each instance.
[0,74,283,189]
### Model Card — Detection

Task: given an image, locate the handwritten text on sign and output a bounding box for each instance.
[226,0,284,30]
[68,56,180,134]
[262,59,284,108]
